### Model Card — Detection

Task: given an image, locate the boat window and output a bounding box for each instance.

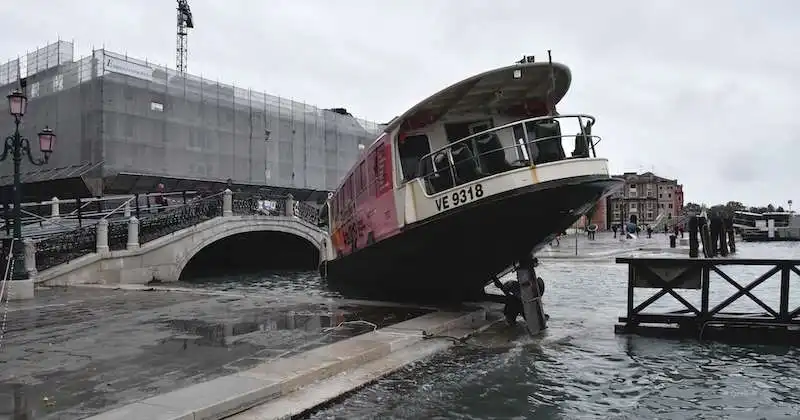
[373,143,390,196]
[344,175,353,205]
[444,120,493,144]
[358,161,367,196]
[398,134,431,181]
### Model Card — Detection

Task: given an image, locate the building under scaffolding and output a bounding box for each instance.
[0,41,383,202]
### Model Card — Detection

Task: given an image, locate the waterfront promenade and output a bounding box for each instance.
[0,285,436,418]
[0,231,685,419]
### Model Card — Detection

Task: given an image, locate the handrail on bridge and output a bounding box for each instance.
[0,191,206,239]
[29,190,324,273]
[414,114,602,195]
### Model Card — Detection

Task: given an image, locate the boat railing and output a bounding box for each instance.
[415,114,601,195]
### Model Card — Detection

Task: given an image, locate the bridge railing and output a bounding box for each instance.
[0,191,207,239]
[25,190,323,273]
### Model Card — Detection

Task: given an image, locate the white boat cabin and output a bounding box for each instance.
[385,59,612,225]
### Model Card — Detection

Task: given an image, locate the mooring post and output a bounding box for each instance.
[222,189,233,217]
[725,217,736,253]
[127,216,140,250]
[709,216,720,257]
[12,382,31,420]
[50,196,60,220]
[698,216,711,258]
[96,218,109,254]
[688,215,699,258]
[23,238,37,279]
[719,217,729,257]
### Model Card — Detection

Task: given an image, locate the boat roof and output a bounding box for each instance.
[734,211,763,217]
[384,61,572,134]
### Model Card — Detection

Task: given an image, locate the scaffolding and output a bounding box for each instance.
[0,41,383,197]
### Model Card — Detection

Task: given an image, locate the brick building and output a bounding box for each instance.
[572,198,609,230]
[606,172,684,228]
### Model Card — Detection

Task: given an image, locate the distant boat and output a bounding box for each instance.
[318,54,623,302]
[735,211,800,241]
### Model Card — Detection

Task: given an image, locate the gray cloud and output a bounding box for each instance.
[1,0,798,208]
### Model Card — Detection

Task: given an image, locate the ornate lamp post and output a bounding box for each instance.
[3,89,56,296]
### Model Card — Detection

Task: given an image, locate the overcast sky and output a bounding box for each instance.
[2,0,798,208]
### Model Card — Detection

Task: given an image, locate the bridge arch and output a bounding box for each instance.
[172,217,326,280]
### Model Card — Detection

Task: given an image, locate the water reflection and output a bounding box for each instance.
[308,242,800,419]
[161,306,430,348]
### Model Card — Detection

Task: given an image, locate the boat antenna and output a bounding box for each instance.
[546,50,556,116]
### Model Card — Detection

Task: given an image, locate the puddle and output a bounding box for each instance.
[159,304,431,348]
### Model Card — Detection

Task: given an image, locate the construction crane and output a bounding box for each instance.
[176,0,194,73]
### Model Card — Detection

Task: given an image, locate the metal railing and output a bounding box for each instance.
[616,257,800,336]
[414,114,601,195]
[30,191,323,272]
[0,191,206,240]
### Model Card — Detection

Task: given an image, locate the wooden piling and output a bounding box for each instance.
[688,215,699,258]
[719,216,729,257]
[725,217,736,253]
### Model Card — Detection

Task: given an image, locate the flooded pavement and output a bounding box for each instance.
[0,286,429,419]
[2,237,799,419]
[308,240,800,420]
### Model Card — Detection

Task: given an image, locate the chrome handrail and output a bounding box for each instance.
[416,131,602,196]
[419,113,598,164]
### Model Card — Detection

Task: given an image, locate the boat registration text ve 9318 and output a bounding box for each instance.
[435,183,484,212]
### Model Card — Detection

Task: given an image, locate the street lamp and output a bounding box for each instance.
[2,89,56,291]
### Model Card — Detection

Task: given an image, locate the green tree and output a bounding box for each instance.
[683,202,703,215]
[725,201,745,214]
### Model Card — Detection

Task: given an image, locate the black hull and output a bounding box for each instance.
[322,175,622,303]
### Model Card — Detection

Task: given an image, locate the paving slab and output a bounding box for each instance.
[85,308,489,420]
[0,286,430,419]
[229,312,503,420]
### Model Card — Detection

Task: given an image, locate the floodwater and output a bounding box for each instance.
[190,240,800,419]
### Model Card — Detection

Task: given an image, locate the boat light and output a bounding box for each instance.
[513,69,522,79]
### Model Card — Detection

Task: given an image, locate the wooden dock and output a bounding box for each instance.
[615,256,800,345]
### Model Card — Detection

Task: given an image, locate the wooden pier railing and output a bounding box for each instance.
[615,256,800,344]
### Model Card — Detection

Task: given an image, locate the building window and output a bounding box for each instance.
[668,203,673,208]
[613,211,620,219]
[30,82,40,98]
[52,74,64,92]
[668,193,672,198]
[660,203,664,208]
[647,212,653,219]
[659,193,663,199]
[630,203,637,211]
[150,101,164,112]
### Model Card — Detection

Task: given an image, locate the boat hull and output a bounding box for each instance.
[322,174,622,303]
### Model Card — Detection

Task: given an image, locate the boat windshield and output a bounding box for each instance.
[416,114,600,195]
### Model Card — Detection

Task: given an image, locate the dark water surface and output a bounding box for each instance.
[191,242,800,419]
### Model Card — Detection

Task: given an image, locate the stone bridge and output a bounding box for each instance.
[20,190,329,287]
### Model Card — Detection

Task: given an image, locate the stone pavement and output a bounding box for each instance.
[536,231,688,260]
[0,286,431,419]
